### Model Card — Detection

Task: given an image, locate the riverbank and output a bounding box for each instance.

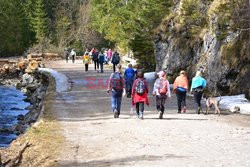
[0,62,64,166]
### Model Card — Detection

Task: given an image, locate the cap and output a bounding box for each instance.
[157,71,166,78]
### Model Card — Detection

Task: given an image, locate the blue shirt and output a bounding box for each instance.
[124,68,135,81]
[191,76,206,91]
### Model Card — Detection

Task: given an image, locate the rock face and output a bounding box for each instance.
[154,0,250,98]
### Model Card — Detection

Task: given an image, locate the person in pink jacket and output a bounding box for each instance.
[107,49,112,62]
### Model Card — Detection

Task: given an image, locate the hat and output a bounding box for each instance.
[157,71,166,78]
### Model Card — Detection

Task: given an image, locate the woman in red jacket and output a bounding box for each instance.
[132,71,149,119]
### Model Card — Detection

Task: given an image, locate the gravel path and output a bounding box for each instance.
[46,60,250,167]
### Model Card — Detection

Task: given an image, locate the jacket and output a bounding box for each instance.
[153,78,171,97]
[132,78,149,106]
[173,75,189,91]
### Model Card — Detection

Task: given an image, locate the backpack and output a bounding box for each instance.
[111,72,123,93]
[159,79,168,95]
[112,53,120,64]
[135,79,145,95]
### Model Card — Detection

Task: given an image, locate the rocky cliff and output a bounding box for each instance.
[154,0,250,98]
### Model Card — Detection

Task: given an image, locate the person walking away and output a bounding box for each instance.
[132,71,149,119]
[64,48,69,63]
[153,71,171,119]
[173,70,189,113]
[104,50,108,64]
[83,52,90,72]
[124,64,136,98]
[70,49,76,63]
[190,71,206,114]
[107,49,112,62]
[98,50,105,73]
[111,51,120,73]
[107,64,126,118]
[92,49,99,71]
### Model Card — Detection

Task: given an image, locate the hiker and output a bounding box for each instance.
[64,48,69,63]
[173,70,189,113]
[92,49,99,71]
[124,64,136,98]
[104,49,108,64]
[98,50,105,73]
[107,64,126,118]
[153,71,171,119]
[83,52,90,72]
[132,70,149,119]
[70,49,76,63]
[111,51,120,73]
[107,49,112,62]
[190,71,206,114]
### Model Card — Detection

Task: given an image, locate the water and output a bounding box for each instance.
[0,86,30,147]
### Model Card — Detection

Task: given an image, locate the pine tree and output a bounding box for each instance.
[33,0,48,41]
[0,0,34,56]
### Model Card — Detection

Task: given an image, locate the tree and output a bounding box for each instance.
[33,0,48,41]
[0,0,34,56]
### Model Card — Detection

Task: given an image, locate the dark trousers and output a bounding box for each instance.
[100,63,104,73]
[156,95,167,113]
[72,55,75,63]
[113,63,117,73]
[176,89,186,112]
[66,56,69,63]
[194,91,203,111]
[94,60,99,70]
[125,79,133,97]
[136,102,144,116]
[85,64,88,71]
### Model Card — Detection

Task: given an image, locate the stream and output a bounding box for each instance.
[0,86,30,147]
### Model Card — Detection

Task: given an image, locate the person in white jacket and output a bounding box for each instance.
[153,71,171,119]
[70,49,76,63]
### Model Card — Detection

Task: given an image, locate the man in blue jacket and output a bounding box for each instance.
[124,64,136,98]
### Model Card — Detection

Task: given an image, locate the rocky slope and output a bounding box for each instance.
[154,0,250,98]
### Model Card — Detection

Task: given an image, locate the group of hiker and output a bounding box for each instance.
[64,48,121,73]
[107,64,207,120]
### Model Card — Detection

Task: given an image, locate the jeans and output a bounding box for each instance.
[194,91,203,111]
[94,60,99,70]
[136,102,144,116]
[111,91,122,115]
[125,79,134,97]
[156,95,167,113]
[85,64,88,71]
[176,89,186,112]
[99,63,104,73]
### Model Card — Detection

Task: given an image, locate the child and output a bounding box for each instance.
[83,52,90,71]
[132,71,149,119]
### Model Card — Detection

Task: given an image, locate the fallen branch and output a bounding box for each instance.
[3,142,31,167]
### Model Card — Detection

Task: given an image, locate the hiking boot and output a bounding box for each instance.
[139,115,143,120]
[114,109,118,118]
[182,106,186,113]
[177,110,181,114]
[197,107,201,114]
[159,111,163,119]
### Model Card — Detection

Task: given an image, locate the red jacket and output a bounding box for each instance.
[132,78,149,106]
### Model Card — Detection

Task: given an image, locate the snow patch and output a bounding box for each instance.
[38,68,70,92]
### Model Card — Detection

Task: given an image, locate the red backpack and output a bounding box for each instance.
[159,79,168,95]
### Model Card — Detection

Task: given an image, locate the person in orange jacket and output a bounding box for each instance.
[173,70,189,113]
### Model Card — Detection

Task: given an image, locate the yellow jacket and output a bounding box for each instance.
[83,55,90,64]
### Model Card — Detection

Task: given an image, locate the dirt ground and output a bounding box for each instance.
[45,60,250,167]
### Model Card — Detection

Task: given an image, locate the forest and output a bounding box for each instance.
[0,0,249,70]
